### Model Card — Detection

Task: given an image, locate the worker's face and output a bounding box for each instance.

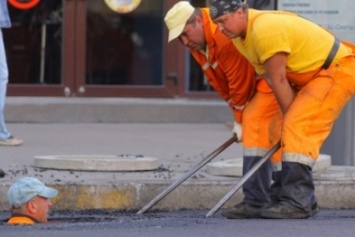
[213,9,247,39]
[28,195,53,223]
[178,15,206,51]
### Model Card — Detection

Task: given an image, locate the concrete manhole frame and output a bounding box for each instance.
[33,155,160,171]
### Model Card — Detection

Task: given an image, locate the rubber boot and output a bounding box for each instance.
[222,156,272,219]
[261,161,317,219]
[270,171,282,205]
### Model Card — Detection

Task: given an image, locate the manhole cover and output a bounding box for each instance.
[33,155,159,171]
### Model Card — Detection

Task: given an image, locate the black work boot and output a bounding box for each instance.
[270,171,282,205]
[261,161,317,219]
[222,156,272,219]
[269,170,319,215]
[222,202,262,219]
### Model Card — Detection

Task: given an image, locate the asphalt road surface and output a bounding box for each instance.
[1,209,355,237]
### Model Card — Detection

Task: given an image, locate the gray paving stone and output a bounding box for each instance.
[205,154,332,177]
[313,166,355,181]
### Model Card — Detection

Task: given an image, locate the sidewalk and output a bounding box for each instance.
[1,123,355,212]
[1,97,355,212]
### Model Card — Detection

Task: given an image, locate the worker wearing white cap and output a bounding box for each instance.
[6,177,58,224]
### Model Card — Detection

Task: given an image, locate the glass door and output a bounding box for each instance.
[73,0,179,97]
[4,0,70,96]
[5,0,180,97]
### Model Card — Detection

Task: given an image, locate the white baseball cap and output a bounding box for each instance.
[7,177,58,208]
[164,1,195,42]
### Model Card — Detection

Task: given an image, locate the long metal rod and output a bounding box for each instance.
[40,23,47,84]
[137,136,236,215]
[205,141,281,218]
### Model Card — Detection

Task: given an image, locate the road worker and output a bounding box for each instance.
[209,0,355,219]
[164,1,281,219]
[6,177,58,224]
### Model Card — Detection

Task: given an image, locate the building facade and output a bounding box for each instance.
[4,0,276,98]
[4,0,219,98]
[4,0,354,164]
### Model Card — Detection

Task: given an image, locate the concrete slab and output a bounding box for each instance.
[33,155,160,171]
[313,166,355,181]
[205,154,332,177]
[205,158,243,177]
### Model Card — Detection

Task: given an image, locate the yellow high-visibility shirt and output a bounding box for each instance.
[232,9,352,76]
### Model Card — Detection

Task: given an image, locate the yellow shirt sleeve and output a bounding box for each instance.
[240,9,352,75]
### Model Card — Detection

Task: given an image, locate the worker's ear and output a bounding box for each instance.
[234,8,246,18]
[26,198,38,213]
[195,15,203,24]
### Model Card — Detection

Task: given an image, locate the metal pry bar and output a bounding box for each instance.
[137,136,236,215]
[205,141,281,218]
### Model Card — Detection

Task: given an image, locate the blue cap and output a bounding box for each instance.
[7,177,58,208]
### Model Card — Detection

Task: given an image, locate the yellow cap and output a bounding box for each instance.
[164,1,195,42]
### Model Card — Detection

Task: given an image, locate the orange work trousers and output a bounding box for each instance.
[280,55,355,168]
[242,79,282,170]
[243,54,355,171]
[243,50,355,171]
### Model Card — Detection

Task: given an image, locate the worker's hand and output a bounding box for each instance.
[232,122,242,142]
